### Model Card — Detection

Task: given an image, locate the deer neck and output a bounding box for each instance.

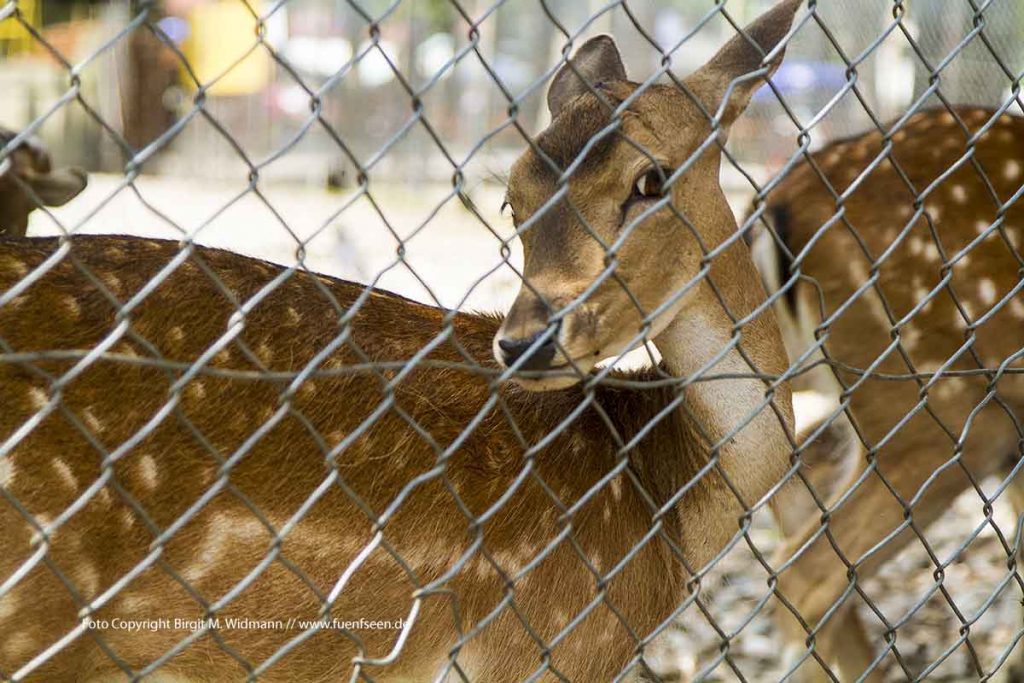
[652,242,793,544]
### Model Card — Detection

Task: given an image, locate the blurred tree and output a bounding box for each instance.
[124,4,178,151]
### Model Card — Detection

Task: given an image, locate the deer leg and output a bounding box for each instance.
[991,457,1024,683]
[772,407,879,681]
[775,457,972,683]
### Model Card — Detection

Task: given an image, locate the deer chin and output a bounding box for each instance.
[507,355,599,392]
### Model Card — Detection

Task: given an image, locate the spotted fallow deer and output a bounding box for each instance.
[751,106,1024,681]
[0,2,800,680]
[0,127,88,237]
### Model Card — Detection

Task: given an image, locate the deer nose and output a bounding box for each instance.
[498,332,557,371]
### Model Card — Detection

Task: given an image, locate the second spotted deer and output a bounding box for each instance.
[0,2,802,681]
[753,106,1024,681]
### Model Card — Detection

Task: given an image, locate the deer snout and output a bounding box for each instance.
[496,331,557,371]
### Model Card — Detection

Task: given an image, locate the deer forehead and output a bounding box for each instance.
[508,89,695,211]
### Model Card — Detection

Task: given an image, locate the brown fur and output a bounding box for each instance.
[0,236,703,681]
[757,106,1024,680]
[0,2,804,679]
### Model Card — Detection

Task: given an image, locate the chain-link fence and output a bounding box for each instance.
[1,0,1024,681]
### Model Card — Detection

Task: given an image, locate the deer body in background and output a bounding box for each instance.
[0,128,87,237]
[0,2,800,681]
[753,106,1024,681]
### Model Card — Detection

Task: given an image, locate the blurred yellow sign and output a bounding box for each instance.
[0,0,39,53]
[185,1,269,96]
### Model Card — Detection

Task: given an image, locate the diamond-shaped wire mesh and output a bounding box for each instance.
[1,0,1023,681]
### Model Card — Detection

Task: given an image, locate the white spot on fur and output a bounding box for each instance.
[913,286,932,312]
[286,307,301,326]
[187,380,206,401]
[52,459,77,492]
[849,258,890,326]
[976,220,991,236]
[182,512,267,584]
[0,255,28,278]
[138,455,158,492]
[168,326,185,345]
[214,348,232,365]
[120,508,136,529]
[0,591,18,621]
[1005,160,1022,182]
[82,407,103,434]
[958,299,976,322]
[257,342,273,364]
[610,478,623,501]
[925,204,942,222]
[61,295,81,319]
[472,555,494,580]
[978,279,998,305]
[95,486,113,507]
[908,237,925,256]
[1007,227,1021,250]
[102,272,122,293]
[1011,298,1024,318]
[29,514,53,545]
[1,631,34,660]
[27,386,47,411]
[74,561,101,598]
[115,342,139,359]
[934,379,963,400]
[0,457,14,488]
[950,184,968,204]
[119,594,150,613]
[900,326,921,351]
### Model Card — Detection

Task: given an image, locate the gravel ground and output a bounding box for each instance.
[647,486,1024,682]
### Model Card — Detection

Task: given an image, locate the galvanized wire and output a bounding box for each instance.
[2,0,1024,681]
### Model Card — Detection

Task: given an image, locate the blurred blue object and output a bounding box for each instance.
[754,59,849,100]
[156,16,190,46]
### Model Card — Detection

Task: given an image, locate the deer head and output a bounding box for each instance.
[495,0,801,391]
[0,128,87,238]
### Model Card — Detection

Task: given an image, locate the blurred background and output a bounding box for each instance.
[4,2,1024,679]
[3,0,1023,312]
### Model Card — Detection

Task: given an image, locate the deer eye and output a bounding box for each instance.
[631,167,672,201]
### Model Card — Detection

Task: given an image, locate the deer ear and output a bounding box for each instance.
[547,35,627,118]
[685,0,801,129]
[27,167,88,207]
